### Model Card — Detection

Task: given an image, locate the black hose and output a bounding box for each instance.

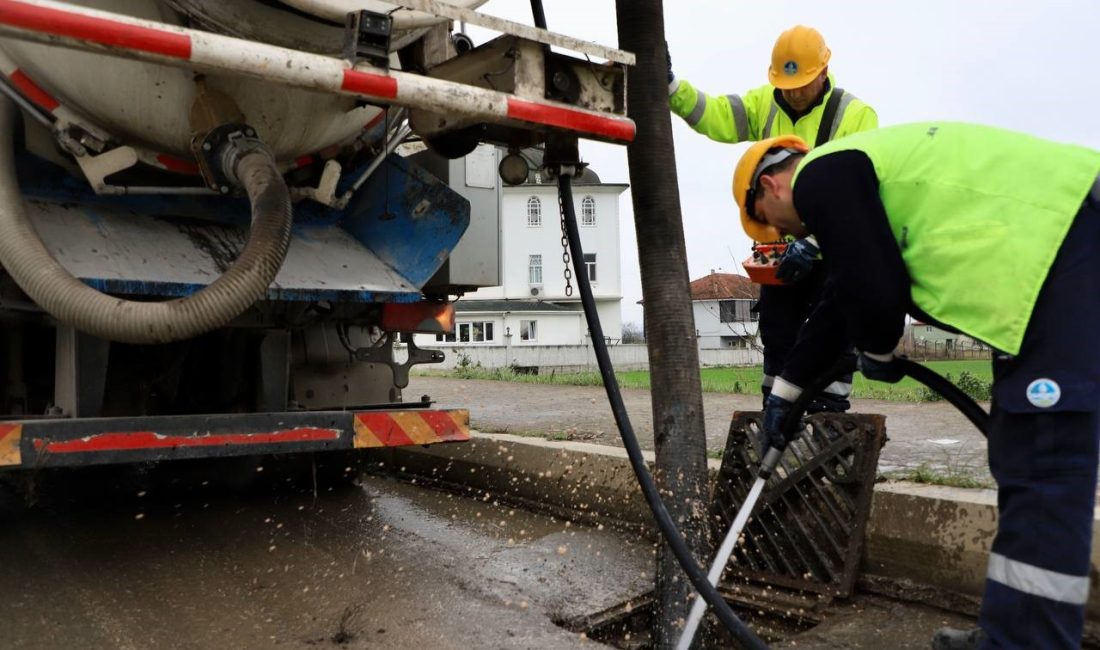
[557,173,768,650]
[895,358,990,436]
[782,357,989,441]
[529,0,548,29]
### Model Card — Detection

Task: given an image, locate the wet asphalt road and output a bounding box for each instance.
[0,459,653,649]
[0,376,996,649]
[0,456,981,650]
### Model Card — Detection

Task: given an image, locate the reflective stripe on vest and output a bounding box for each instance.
[686,93,707,127]
[823,380,852,397]
[763,103,778,138]
[829,91,855,140]
[988,552,1090,605]
[727,94,749,141]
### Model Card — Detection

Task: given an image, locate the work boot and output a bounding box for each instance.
[930,626,985,650]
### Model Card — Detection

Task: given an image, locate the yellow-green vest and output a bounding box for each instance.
[792,122,1100,354]
[669,74,877,143]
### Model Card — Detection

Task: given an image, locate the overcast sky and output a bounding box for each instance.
[473,1,1100,325]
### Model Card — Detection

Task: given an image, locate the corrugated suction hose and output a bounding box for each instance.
[0,98,292,344]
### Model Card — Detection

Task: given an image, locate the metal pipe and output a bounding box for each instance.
[335,113,412,208]
[0,73,50,126]
[0,0,635,144]
[97,185,216,196]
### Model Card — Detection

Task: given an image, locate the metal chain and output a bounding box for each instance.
[558,191,573,297]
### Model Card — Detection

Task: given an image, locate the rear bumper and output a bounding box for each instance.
[0,409,469,469]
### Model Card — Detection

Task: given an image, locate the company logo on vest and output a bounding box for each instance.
[1026,378,1061,408]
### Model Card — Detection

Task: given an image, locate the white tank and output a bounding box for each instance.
[0,0,484,161]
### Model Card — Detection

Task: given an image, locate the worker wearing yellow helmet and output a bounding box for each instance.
[735,124,1100,650]
[669,26,876,145]
[668,26,878,412]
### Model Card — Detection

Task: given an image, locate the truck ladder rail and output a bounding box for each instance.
[0,0,635,144]
[393,0,635,65]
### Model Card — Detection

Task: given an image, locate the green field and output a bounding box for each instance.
[433,359,993,402]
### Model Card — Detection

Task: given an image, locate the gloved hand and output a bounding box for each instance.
[857,351,907,384]
[775,237,819,284]
[665,42,674,84]
[760,393,797,451]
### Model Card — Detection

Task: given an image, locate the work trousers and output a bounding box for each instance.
[978,189,1100,648]
[758,264,853,411]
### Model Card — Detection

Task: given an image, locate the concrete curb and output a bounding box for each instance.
[368,431,1100,619]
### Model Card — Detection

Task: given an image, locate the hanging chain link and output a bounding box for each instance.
[558,191,573,297]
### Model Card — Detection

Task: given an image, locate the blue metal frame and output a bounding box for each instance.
[15,152,471,304]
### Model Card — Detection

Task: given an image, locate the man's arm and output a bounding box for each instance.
[794,150,910,355]
[771,150,909,405]
[771,277,851,398]
[669,79,769,143]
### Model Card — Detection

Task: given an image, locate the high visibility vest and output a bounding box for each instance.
[669,74,877,144]
[792,122,1100,354]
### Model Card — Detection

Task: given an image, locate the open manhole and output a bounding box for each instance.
[558,587,825,649]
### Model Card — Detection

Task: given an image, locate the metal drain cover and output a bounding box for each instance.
[711,412,887,598]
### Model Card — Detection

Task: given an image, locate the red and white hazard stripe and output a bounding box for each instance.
[0,0,636,144]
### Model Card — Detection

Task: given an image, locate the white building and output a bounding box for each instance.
[416,146,628,351]
[690,272,760,349]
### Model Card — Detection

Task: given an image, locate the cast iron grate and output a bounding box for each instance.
[711,412,887,598]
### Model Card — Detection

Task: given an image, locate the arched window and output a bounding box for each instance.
[581,196,596,226]
[527,196,542,226]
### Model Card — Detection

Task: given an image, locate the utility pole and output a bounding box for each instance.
[614,3,713,647]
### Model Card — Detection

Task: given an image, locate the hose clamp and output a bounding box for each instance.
[192,123,271,194]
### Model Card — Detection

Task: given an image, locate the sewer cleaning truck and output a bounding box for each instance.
[0,0,632,472]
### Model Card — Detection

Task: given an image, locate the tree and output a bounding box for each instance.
[622,321,646,343]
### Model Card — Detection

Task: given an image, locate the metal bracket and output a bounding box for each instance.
[354,333,444,388]
[343,9,392,70]
[293,159,344,206]
[73,145,139,192]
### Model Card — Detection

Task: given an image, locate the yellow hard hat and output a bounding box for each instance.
[768,25,831,90]
[732,135,810,242]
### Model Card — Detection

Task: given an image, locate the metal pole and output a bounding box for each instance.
[613,4,713,647]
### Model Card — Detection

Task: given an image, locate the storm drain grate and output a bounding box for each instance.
[711,412,887,598]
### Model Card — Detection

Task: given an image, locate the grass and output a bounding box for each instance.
[426,359,993,403]
[886,462,993,489]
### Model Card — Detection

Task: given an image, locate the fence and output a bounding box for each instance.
[407,343,763,373]
[898,339,993,361]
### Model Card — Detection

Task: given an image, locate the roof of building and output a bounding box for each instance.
[455,299,579,313]
[689,273,759,300]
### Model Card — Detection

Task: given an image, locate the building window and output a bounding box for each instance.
[520,320,537,342]
[529,254,543,284]
[584,253,597,282]
[457,321,494,343]
[527,196,542,226]
[581,195,596,226]
[719,299,757,323]
[435,332,457,342]
[719,300,735,323]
